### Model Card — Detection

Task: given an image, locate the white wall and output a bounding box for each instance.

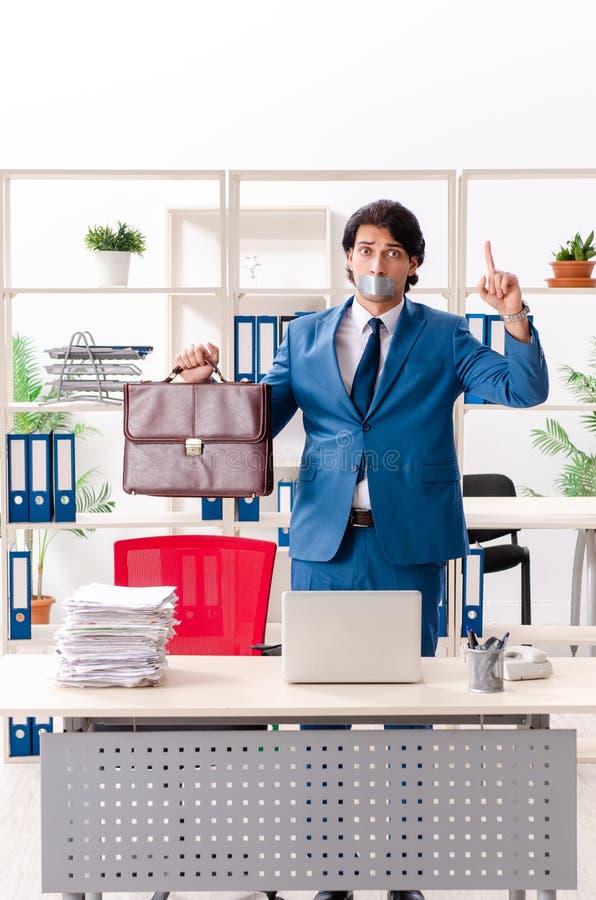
[2,0,595,627]
[2,0,595,171]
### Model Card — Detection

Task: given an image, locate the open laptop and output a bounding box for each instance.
[281,589,422,683]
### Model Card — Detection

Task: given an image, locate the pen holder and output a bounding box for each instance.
[467,647,504,693]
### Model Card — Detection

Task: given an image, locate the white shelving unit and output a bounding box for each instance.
[456,168,596,643]
[0,170,228,671]
[7,167,594,661]
[0,168,482,670]
[456,168,596,457]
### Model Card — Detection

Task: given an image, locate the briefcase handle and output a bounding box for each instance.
[166,359,227,384]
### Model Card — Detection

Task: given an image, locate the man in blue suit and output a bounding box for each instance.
[176,199,549,900]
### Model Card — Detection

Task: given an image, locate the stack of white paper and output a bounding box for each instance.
[55,583,178,688]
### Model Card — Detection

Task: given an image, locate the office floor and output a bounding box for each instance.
[2,715,594,900]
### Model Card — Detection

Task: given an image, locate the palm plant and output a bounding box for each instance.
[11,334,116,600]
[523,338,596,497]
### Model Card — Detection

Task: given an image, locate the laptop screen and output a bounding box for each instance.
[281,589,422,684]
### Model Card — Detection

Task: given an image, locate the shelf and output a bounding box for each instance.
[8,625,59,653]
[4,512,228,531]
[484,623,596,645]
[577,738,596,764]
[235,289,333,298]
[235,513,290,528]
[1,287,221,295]
[463,168,596,180]
[235,287,451,297]
[1,169,225,180]
[7,400,125,413]
[465,286,596,296]
[464,402,596,412]
[231,169,456,182]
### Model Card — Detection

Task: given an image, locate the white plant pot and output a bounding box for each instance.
[93,250,132,287]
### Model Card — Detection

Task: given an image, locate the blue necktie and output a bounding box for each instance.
[351,317,382,419]
[351,317,382,482]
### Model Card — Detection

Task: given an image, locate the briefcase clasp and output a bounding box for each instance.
[185,438,204,456]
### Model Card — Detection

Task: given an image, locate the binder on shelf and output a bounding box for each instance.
[465,314,486,404]
[31,716,54,755]
[461,546,484,637]
[9,549,31,640]
[466,313,487,344]
[234,315,256,381]
[28,432,52,522]
[8,717,33,757]
[256,315,278,382]
[238,496,260,522]
[277,479,294,547]
[52,431,76,522]
[438,564,447,638]
[279,315,296,345]
[201,497,223,520]
[7,433,29,522]
[486,315,506,355]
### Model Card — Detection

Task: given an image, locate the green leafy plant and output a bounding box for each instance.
[84,220,146,255]
[523,338,596,497]
[11,334,116,600]
[553,230,596,261]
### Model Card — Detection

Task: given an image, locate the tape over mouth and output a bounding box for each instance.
[357,274,395,299]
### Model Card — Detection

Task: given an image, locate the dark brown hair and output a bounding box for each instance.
[342,198,425,291]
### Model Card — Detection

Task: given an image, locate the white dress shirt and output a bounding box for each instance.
[335,296,404,510]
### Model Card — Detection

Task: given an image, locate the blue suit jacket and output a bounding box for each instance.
[263,297,549,565]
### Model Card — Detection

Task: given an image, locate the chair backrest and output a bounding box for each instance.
[462,473,519,544]
[114,535,277,656]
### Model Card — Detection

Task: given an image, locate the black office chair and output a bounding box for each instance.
[463,473,532,625]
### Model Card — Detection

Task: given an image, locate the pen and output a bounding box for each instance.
[481,635,500,650]
[466,627,479,649]
[497,631,510,650]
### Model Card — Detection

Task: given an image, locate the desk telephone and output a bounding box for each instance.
[503,644,553,681]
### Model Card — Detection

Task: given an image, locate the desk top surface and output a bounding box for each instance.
[463,496,596,529]
[1,654,595,720]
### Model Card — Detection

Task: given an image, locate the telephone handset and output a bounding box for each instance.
[503,644,553,680]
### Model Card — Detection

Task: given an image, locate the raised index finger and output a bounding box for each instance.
[484,240,496,272]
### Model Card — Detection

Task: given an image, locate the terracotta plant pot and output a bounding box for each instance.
[550,260,596,279]
[31,595,55,625]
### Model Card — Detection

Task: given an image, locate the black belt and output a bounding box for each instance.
[350,507,374,528]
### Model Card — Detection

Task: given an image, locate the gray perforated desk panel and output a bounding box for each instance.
[41,727,575,897]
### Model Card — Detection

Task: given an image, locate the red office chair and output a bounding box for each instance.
[114,535,281,900]
[114,534,277,656]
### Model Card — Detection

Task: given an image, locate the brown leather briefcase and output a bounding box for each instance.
[123,379,273,498]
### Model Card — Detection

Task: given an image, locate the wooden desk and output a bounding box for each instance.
[464,496,596,637]
[463,496,596,531]
[0,655,592,900]
[0,653,595,722]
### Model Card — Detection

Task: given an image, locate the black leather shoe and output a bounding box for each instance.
[387,891,426,900]
[314,892,353,900]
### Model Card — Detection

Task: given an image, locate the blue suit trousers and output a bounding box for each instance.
[291,523,444,730]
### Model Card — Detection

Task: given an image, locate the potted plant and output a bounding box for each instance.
[547,231,596,287]
[11,334,116,622]
[84,220,146,287]
[523,337,596,497]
